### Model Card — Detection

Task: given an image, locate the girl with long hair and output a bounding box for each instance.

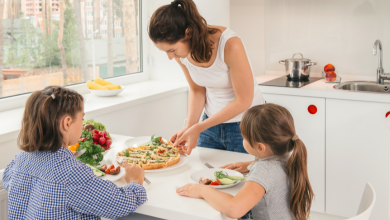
[177,104,314,220]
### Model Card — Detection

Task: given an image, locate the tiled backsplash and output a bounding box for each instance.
[232,0,390,76]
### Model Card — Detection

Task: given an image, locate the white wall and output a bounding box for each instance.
[147,0,231,80]
[231,0,390,77]
[230,0,265,76]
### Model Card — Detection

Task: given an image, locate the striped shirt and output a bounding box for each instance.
[2,147,147,220]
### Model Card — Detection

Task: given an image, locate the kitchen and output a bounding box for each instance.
[0,0,389,219]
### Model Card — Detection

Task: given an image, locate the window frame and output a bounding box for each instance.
[0,0,149,112]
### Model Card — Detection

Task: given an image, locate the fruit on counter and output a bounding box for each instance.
[105,85,122,90]
[88,77,122,90]
[94,77,114,86]
[68,143,80,151]
[324,64,335,72]
[87,81,109,90]
[326,71,337,82]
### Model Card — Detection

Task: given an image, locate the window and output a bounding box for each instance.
[0,0,142,100]
[115,21,121,28]
[100,1,106,7]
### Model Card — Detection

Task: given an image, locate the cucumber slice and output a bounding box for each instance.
[227,175,245,180]
[219,178,237,185]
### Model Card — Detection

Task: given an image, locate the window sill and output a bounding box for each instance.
[0,79,189,144]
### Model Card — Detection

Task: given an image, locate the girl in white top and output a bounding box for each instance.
[148,0,265,154]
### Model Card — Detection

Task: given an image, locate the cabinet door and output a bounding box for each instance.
[326,99,390,219]
[262,93,325,213]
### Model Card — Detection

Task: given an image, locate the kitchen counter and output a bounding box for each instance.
[0,134,254,220]
[256,74,390,103]
[0,80,189,144]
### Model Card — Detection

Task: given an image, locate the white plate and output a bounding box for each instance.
[190,168,245,189]
[120,136,188,173]
[89,85,125,97]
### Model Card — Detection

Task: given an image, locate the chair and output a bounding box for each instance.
[347,183,376,220]
[310,183,376,220]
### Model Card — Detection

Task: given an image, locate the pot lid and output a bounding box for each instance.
[284,53,311,62]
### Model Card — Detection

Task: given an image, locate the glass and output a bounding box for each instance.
[0,0,142,99]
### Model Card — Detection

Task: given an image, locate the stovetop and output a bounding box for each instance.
[259,76,322,88]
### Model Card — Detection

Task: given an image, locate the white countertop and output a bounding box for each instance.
[0,134,254,220]
[0,80,189,144]
[256,74,390,103]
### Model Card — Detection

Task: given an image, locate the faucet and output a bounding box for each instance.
[373,40,390,84]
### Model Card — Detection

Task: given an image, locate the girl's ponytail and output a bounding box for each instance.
[287,138,314,220]
[148,0,219,63]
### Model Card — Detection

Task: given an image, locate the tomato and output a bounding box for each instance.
[79,138,87,142]
[105,169,111,174]
[159,137,164,143]
[158,150,165,154]
[210,179,221,186]
[108,164,115,170]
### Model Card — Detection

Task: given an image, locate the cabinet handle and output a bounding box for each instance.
[386,111,390,118]
[308,105,317,114]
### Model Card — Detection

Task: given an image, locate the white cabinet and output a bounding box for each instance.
[262,93,326,213]
[326,99,390,220]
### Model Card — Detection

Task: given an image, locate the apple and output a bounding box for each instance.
[324,64,335,72]
[326,71,337,82]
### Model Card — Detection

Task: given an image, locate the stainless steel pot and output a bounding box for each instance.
[279,53,317,80]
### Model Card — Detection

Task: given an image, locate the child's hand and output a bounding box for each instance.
[221,161,253,173]
[176,184,206,199]
[123,160,145,185]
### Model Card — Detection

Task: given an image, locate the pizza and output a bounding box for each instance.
[117,140,180,170]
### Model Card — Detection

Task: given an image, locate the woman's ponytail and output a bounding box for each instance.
[287,138,314,220]
[148,0,219,63]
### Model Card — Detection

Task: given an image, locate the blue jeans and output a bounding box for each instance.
[197,113,247,153]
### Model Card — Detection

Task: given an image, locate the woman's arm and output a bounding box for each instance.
[196,37,254,131]
[177,181,265,219]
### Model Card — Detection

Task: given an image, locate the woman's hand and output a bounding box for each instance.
[173,125,202,155]
[220,161,253,173]
[123,160,145,185]
[170,126,190,148]
[176,183,207,199]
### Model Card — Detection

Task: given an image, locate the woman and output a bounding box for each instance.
[148,0,264,154]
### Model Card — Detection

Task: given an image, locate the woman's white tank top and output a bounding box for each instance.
[180,28,265,123]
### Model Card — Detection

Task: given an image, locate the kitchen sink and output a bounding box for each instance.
[334,81,390,93]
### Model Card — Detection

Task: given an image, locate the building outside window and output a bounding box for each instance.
[0,0,142,99]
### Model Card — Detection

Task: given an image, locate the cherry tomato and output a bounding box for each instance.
[108,164,115,170]
[210,179,221,186]
[159,137,164,143]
